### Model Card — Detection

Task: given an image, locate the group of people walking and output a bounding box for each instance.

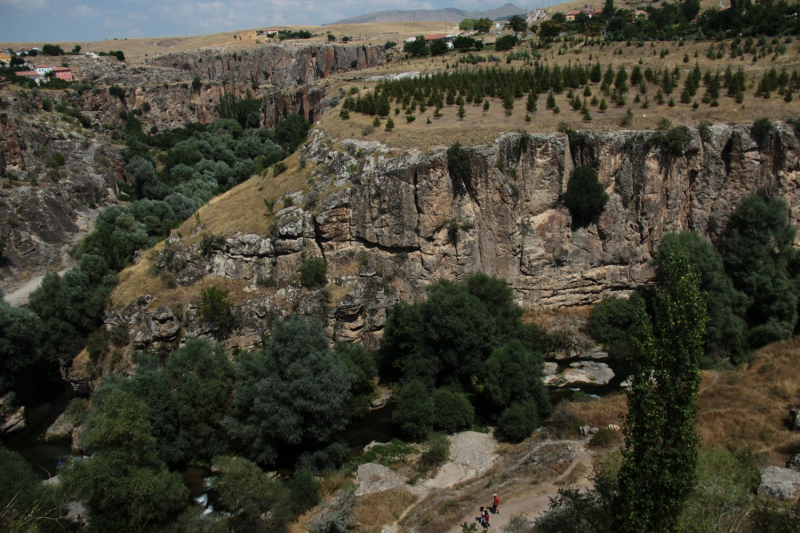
[474,494,500,529]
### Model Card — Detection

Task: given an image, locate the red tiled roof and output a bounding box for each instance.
[52,67,71,71]
[424,34,448,40]
[567,10,582,15]
[15,71,39,76]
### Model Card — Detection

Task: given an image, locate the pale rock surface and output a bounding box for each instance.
[758,466,800,500]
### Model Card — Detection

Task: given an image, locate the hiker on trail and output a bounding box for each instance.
[482,509,490,529]
[475,506,485,524]
[492,493,500,514]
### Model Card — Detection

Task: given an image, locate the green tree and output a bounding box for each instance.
[430,38,448,56]
[403,36,429,57]
[225,315,352,467]
[165,339,234,461]
[475,18,493,33]
[484,339,549,415]
[212,455,292,531]
[508,15,528,33]
[655,232,749,365]
[563,165,609,229]
[495,35,519,52]
[0,299,42,393]
[198,285,233,335]
[539,20,565,42]
[393,379,435,440]
[588,294,643,360]
[459,18,476,30]
[432,388,474,433]
[275,113,310,152]
[0,446,65,532]
[335,341,378,419]
[496,401,539,443]
[60,389,188,532]
[719,195,799,349]
[41,44,64,56]
[615,250,707,532]
[457,103,466,120]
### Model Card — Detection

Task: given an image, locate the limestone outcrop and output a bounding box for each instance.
[147,43,388,87]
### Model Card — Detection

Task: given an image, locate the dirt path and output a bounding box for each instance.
[3,270,67,307]
[445,446,595,532]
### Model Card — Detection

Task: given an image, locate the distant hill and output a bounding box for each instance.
[327,3,526,25]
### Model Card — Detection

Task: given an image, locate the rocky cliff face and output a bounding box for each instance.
[0,92,122,292]
[111,123,800,360]
[146,43,388,87]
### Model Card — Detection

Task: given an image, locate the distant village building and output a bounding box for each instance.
[16,47,41,56]
[51,67,73,81]
[632,9,649,18]
[566,7,602,21]
[15,71,41,84]
[34,65,54,76]
[0,53,12,66]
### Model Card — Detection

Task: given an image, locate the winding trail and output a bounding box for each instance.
[4,270,67,307]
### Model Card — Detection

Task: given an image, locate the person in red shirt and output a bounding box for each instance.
[492,493,500,514]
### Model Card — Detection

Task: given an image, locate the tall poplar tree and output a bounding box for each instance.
[614,250,707,532]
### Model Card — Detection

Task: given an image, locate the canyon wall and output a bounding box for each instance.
[113,123,800,363]
[146,43,388,87]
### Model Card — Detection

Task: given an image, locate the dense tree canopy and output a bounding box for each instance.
[225,315,353,468]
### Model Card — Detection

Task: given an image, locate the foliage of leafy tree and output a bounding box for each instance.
[335,341,377,419]
[403,36,429,58]
[41,44,64,56]
[614,249,707,531]
[430,38,448,57]
[392,379,435,440]
[28,254,117,366]
[588,294,643,360]
[212,455,292,532]
[496,401,540,443]
[0,299,42,393]
[382,274,550,435]
[432,388,474,433]
[656,232,749,365]
[507,15,528,33]
[474,18,493,33]
[198,285,233,335]
[164,339,234,461]
[719,195,799,349]
[299,256,327,287]
[0,445,65,533]
[275,113,310,152]
[563,165,609,229]
[459,19,476,30]
[494,35,519,52]
[539,20,565,42]
[219,90,262,129]
[225,315,352,468]
[60,389,188,532]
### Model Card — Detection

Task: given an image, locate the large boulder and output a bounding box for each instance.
[544,361,615,387]
[355,463,406,496]
[758,466,800,500]
[146,306,180,341]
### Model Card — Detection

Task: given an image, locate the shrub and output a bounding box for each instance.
[299,256,327,287]
[419,432,451,470]
[496,402,538,443]
[86,328,109,362]
[432,389,474,433]
[588,294,642,359]
[563,166,609,229]
[751,117,773,148]
[447,142,471,190]
[272,161,288,175]
[589,427,620,447]
[495,35,519,52]
[46,151,66,168]
[287,468,321,516]
[198,285,232,333]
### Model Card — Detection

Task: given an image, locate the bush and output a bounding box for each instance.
[86,328,109,362]
[588,294,642,359]
[419,432,451,469]
[287,468,321,516]
[198,285,232,333]
[447,142,471,190]
[496,402,538,443]
[589,427,619,447]
[299,256,327,287]
[432,389,474,433]
[272,161,288,175]
[495,35,519,52]
[752,117,773,148]
[46,151,66,168]
[563,166,609,229]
